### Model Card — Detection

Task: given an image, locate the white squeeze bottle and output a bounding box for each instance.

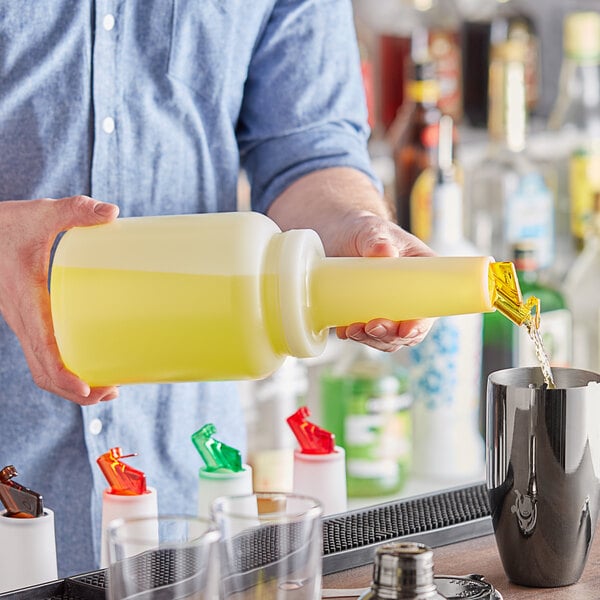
[50,211,529,387]
[408,116,485,481]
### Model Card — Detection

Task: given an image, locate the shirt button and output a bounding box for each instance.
[102,117,115,134]
[103,14,116,31]
[89,418,103,435]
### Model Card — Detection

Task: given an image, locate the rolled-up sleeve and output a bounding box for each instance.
[237,0,379,214]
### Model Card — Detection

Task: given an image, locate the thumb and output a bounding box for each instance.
[51,195,119,230]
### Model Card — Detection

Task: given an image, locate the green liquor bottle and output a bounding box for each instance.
[320,344,412,498]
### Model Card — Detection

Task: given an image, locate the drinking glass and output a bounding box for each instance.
[106,514,220,600]
[211,492,323,599]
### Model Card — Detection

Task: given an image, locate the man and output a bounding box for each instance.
[0,0,433,577]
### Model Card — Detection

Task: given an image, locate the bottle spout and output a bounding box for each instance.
[287,406,335,455]
[191,423,244,473]
[489,261,540,329]
[0,465,44,518]
[96,447,148,495]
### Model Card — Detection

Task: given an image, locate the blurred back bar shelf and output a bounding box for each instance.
[242,1,600,515]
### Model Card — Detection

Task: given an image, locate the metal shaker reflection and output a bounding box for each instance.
[486,367,600,587]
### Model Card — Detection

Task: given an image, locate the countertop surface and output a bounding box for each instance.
[323,526,600,599]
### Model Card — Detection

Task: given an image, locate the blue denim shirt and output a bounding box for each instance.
[0,0,373,578]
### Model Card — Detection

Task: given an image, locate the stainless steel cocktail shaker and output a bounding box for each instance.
[486,367,600,587]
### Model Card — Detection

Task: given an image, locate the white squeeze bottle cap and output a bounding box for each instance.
[50,211,530,387]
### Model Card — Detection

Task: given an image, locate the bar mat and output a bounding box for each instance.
[0,578,104,600]
[0,483,492,598]
[322,482,492,573]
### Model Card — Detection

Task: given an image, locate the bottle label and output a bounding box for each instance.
[569,147,600,239]
[408,314,484,479]
[504,172,555,269]
[409,314,482,413]
[344,385,412,481]
[516,308,572,367]
[410,168,435,242]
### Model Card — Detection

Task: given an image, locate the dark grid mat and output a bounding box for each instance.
[0,483,492,598]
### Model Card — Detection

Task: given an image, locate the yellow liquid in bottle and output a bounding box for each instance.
[309,255,496,331]
[49,213,513,388]
[50,267,283,386]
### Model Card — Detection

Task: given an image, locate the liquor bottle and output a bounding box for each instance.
[320,343,412,498]
[353,0,463,131]
[481,242,572,427]
[461,0,539,128]
[389,54,442,230]
[546,12,600,282]
[465,39,555,269]
[407,115,485,482]
[409,125,462,243]
[564,198,600,373]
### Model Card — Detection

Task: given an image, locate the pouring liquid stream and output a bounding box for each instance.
[525,317,556,389]
[490,262,556,389]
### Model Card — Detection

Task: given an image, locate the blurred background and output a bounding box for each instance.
[240,0,600,512]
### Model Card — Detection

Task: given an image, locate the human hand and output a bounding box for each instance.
[329,211,437,352]
[0,196,120,404]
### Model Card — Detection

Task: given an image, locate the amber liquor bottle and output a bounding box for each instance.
[389,58,441,231]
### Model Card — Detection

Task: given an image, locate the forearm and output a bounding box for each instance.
[266,167,391,256]
[266,165,435,351]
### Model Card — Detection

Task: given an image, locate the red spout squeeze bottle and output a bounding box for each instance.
[97,447,147,495]
[97,448,158,568]
[287,407,347,515]
[0,465,44,518]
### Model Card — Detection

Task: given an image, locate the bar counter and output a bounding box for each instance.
[323,524,600,599]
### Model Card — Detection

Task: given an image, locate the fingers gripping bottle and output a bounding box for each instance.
[50,211,524,387]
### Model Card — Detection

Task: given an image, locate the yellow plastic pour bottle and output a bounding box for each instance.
[49,212,530,386]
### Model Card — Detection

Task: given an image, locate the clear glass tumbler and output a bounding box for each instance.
[211,492,323,599]
[106,514,220,600]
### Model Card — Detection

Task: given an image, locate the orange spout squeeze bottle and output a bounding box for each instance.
[50,211,532,386]
[96,447,158,568]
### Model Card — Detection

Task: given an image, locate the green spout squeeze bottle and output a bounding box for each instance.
[50,211,527,387]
